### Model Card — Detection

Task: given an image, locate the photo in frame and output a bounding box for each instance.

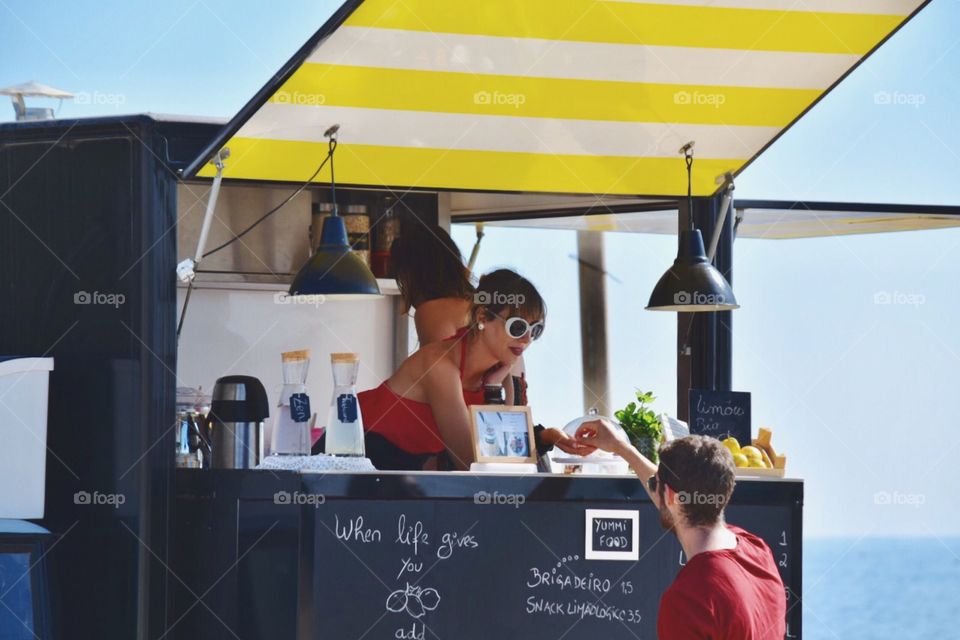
[468,405,537,464]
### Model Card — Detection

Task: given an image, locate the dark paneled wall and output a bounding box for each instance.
[0,116,213,639]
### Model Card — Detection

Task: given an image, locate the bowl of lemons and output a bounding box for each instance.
[721,428,786,478]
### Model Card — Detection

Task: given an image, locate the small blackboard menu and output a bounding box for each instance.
[688,389,751,444]
[584,509,639,560]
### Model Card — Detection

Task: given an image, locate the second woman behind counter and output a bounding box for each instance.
[392,225,521,405]
[391,225,475,345]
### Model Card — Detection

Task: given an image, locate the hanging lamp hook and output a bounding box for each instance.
[324,124,340,215]
[679,141,695,230]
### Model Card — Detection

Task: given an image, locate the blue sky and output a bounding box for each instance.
[3,0,959,537]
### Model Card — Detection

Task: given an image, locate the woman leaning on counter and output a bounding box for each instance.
[358,268,585,470]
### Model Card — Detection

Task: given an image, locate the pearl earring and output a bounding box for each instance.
[478,322,485,331]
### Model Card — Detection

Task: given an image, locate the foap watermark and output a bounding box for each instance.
[274,291,326,308]
[274,490,326,508]
[874,491,925,508]
[74,91,126,107]
[474,491,525,508]
[673,291,727,306]
[274,90,326,106]
[873,291,924,307]
[74,290,125,308]
[674,90,726,108]
[873,90,925,109]
[677,491,727,506]
[74,490,126,509]
[473,90,526,109]
[474,291,526,307]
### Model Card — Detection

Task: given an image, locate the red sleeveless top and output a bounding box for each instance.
[358,328,486,455]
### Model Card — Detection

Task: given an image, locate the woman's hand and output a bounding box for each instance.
[540,427,596,456]
[574,419,628,454]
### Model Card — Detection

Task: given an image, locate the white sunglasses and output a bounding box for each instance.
[495,313,544,341]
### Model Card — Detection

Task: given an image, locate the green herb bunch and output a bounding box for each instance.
[614,390,664,463]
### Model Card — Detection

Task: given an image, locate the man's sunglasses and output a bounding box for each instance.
[647,474,659,494]
[494,313,544,341]
[647,474,675,494]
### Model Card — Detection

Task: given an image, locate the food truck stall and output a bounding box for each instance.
[0,1,946,638]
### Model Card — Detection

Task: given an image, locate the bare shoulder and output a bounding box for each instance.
[417,341,461,377]
[415,297,472,343]
[418,296,471,315]
[395,341,459,382]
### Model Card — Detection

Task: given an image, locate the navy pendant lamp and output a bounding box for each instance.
[289,127,380,298]
[646,143,738,312]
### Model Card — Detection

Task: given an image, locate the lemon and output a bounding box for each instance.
[748,459,767,468]
[722,437,741,456]
[733,453,749,467]
[741,446,763,462]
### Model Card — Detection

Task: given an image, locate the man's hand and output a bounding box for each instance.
[574,419,629,454]
[577,419,658,498]
[540,427,596,456]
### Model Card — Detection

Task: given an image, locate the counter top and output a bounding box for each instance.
[175,468,803,504]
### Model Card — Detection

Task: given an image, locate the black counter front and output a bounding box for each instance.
[169,470,803,639]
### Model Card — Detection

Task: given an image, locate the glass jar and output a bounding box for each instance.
[324,353,365,456]
[372,198,400,278]
[270,350,312,455]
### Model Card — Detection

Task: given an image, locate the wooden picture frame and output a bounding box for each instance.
[468,405,537,464]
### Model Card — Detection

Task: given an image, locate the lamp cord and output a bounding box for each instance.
[684,146,695,231]
[678,143,696,355]
[179,133,338,341]
[328,136,338,214]
[176,279,194,340]
[202,144,335,259]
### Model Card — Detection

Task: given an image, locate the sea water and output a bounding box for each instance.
[803,537,960,639]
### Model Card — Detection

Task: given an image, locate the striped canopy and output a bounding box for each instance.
[188,0,928,197]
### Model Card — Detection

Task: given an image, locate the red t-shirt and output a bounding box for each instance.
[658,525,785,640]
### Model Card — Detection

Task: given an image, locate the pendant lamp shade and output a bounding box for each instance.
[288,212,380,298]
[646,229,738,312]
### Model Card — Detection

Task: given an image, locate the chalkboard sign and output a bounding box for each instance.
[689,389,751,444]
[303,487,801,639]
[584,509,639,560]
[171,471,803,640]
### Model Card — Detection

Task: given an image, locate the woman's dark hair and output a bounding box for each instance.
[472,269,546,329]
[391,226,475,313]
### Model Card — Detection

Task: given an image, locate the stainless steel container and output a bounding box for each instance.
[209,375,270,469]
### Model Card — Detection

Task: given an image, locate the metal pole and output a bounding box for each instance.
[713,193,734,392]
[576,230,611,417]
[694,196,718,393]
[676,197,693,422]
[676,193,734,420]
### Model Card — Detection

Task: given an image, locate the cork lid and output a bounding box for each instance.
[330,352,359,363]
[281,349,310,362]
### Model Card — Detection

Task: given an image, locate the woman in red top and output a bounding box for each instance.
[359,269,581,470]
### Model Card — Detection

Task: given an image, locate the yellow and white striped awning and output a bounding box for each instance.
[188,0,928,197]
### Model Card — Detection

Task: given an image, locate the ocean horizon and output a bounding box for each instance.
[803,536,960,639]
